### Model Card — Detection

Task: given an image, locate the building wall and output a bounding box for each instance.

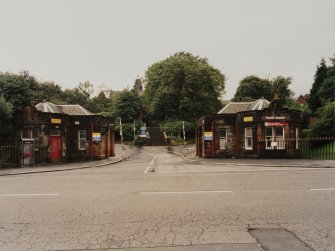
[14,105,115,165]
[196,108,302,159]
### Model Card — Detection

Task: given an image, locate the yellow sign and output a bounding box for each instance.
[51,118,61,124]
[92,132,101,141]
[244,117,253,122]
[204,131,213,141]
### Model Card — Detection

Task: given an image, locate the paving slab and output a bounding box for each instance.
[249,228,313,251]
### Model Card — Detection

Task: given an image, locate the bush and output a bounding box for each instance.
[162,120,195,140]
[134,136,146,146]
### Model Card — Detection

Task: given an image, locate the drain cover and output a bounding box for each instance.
[249,228,313,251]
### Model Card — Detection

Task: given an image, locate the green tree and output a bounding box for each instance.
[318,57,335,106]
[112,90,142,123]
[310,101,335,137]
[34,81,65,104]
[308,58,328,113]
[233,75,272,101]
[144,52,226,122]
[0,95,13,144]
[271,76,294,106]
[0,72,37,111]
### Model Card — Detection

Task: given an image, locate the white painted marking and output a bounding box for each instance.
[155,167,326,174]
[140,190,232,195]
[0,194,59,197]
[310,188,335,191]
[144,156,156,173]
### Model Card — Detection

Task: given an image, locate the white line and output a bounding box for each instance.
[310,188,335,191]
[140,190,232,195]
[155,168,326,174]
[0,194,59,197]
[144,156,156,173]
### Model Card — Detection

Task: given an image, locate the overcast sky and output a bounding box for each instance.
[0,0,334,99]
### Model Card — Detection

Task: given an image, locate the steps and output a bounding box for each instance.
[146,127,167,146]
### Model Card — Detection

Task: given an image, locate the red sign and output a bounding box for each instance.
[265,122,287,127]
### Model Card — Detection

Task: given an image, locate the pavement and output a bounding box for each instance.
[0,143,334,177]
[0,144,138,176]
[172,144,335,169]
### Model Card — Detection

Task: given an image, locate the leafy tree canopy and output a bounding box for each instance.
[233,76,272,102]
[144,52,226,122]
[111,89,143,123]
[233,75,294,106]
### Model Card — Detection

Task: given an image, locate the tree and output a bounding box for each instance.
[308,58,328,113]
[0,95,13,144]
[233,75,272,101]
[318,57,335,106]
[112,90,143,123]
[310,101,335,137]
[271,76,294,106]
[0,72,37,111]
[144,52,226,122]
[34,81,65,104]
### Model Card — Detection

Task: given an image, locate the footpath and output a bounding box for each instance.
[0,144,137,177]
[173,144,335,169]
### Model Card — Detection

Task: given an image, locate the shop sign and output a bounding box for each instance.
[204,131,213,141]
[51,118,61,124]
[92,132,101,141]
[265,122,287,127]
[244,117,253,122]
[265,116,286,120]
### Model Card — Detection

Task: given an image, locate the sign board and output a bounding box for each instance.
[140,127,147,138]
[51,118,61,124]
[243,117,253,122]
[265,116,286,120]
[74,121,80,125]
[92,132,101,141]
[265,122,287,127]
[204,131,213,141]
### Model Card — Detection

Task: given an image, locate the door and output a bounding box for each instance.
[50,136,61,161]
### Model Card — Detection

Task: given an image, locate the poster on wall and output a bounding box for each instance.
[92,132,101,141]
[204,132,213,141]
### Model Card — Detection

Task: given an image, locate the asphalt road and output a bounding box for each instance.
[0,146,334,251]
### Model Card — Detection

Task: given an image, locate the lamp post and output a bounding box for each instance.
[119,117,124,158]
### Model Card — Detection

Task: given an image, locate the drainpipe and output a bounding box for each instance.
[212,120,214,158]
[91,121,94,161]
[235,120,238,158]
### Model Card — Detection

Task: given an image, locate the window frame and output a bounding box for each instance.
[265,126,285,150]
[219,128,228,150]
[78,130,86,150]
[244,127,253,150]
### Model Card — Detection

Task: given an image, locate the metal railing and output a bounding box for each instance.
[0,145,19,168]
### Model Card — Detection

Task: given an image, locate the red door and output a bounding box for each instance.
[50,136,61,161]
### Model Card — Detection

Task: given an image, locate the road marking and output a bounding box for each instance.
[155,167,328,174]
[144,156,156,173]
[0,194,59,197]
[140,190,232,195]
[310,188,335,191]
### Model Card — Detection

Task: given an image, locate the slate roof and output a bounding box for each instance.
[218,98,270,114]
[35,101,93,115]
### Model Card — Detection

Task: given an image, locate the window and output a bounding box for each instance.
[296,127,299,150]
[265,127,285,150]
[244,127,253,150]
[78,130,86,150]
[219,129,227,150]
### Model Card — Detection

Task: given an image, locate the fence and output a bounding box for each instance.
[258,137,335,160]
[0,145,19,168]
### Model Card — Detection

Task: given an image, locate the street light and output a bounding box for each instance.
[118,117,125,158]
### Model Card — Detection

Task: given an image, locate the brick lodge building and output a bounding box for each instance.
[196,98,302,158]
[14,101,115,166]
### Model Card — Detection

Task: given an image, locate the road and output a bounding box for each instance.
[0,146,334,251]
